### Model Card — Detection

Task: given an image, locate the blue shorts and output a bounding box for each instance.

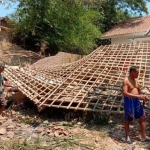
[124,96,145,121]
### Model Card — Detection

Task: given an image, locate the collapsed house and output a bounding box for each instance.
[0,41,41,65]
[3,42,150,114]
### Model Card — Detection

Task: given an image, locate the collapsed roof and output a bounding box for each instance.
[3,42,150,113]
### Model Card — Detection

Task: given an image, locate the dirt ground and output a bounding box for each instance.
[0,99,150,150]
[1,41,150,150]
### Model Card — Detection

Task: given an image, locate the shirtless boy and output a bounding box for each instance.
[122,66,150,143]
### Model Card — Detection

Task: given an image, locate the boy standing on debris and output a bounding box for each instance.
[0,61,16,114]
[122,66,150,143]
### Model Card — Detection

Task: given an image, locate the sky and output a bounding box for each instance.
[0,2,18,17]
[0,2,150,17]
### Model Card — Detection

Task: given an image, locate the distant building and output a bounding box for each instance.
[101,15,150,45]
[0,17,10,42]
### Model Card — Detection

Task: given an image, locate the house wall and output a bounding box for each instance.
[110,33,145,45]
[111,36,132,45]
[111,37,150,45]
[135,37,150,43]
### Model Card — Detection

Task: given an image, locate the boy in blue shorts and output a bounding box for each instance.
[122,66,150,143]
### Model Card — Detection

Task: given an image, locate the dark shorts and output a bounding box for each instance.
[0,92,6,107]
[124,96,145,121]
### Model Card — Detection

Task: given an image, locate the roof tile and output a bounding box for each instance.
[102,15,150,38]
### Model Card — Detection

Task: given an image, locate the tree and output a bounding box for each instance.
[2,0,150,54]
[74,0,149,32]
[8,0,101,55]
[74,0,149,45]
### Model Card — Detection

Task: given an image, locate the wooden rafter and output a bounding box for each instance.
[3,43,150,113]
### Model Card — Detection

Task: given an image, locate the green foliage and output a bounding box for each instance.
[4,0,150,54]
[75,0,149,32]
[116,0,148,15]
[8,0,101,54]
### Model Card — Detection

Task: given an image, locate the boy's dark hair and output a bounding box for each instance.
[129,66,138,73]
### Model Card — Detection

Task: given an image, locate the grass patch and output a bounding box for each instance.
[0,135,96,150]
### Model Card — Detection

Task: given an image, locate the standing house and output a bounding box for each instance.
[101,15,150,45]
[0,17,10,42]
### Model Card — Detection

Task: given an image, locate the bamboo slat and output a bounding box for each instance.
[3,42,150,113]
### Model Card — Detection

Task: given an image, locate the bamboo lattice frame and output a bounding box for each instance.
[3,43,150,113]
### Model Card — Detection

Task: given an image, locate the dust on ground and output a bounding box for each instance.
[0,98,150,150]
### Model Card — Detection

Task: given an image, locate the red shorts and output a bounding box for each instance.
[0,93,6,107]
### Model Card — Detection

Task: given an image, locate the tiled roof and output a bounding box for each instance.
[0,17,9,21]
[101,15,150,38]
[0,26,9,31]
[0,17,5,21]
